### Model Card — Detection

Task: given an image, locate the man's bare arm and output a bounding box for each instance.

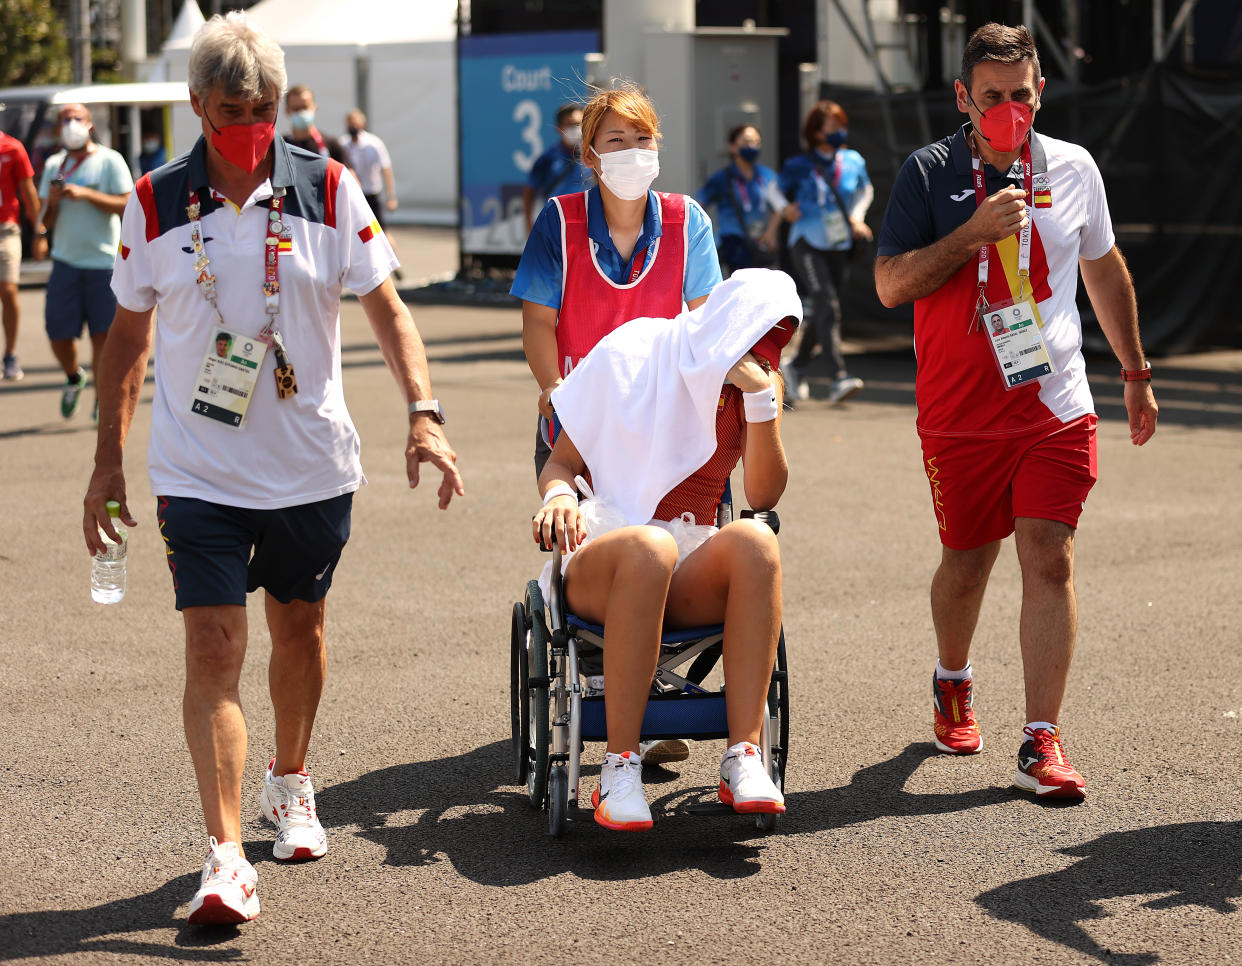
[1079,245,1157,446]
[83,304,155,553]
[875,186,1028,307]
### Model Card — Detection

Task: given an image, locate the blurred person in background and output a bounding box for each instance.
[0,124,42,379]
[696,123,792,277]
[341,109,402,280]
[284,85,349,167]
[779,100,873,405]
[523,103,593,233]
[138,127,167,175]
[34,104,133,419]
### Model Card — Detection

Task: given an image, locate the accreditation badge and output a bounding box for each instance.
[822,208,851,247]
[980,297,1056,390]
[188,326,269,429]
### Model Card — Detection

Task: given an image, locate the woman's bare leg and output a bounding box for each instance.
[564,526,678,755]
[664,519,781,746]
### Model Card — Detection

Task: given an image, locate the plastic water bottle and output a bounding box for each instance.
[91,500,127,604]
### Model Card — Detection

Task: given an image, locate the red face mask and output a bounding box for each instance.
[207,113,276,174]
[971,97,1034,153]
[749,316,799,371]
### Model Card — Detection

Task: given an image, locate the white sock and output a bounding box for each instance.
[935,660,972,681]
[1024,721,1057,741]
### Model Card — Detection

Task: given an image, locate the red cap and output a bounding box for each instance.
[748,316,799,370]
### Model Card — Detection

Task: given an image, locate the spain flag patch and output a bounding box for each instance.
[278,236,292,252]
[358,219,382,243]
[1033,176,1052,208]
[119,242,131,260]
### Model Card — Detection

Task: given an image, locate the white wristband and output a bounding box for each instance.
[742,387,779,423]
[541,483,577,506]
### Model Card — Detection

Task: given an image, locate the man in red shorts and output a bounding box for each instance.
[874,23,1158,799]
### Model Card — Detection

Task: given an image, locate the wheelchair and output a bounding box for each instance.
[509,489,789,837]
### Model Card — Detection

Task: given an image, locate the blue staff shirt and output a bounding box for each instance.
[696,161,782,242]
[780,148,871,251]
[528,143,593,199]
[511,188,722,310]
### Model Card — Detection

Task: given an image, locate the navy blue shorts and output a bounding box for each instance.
[155,493,353,610]
[44,260,117,340]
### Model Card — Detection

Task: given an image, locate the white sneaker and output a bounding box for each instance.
[187,837,259,925]
[259,760,327,860]
[638,738,690,765]
[826,375,864,405]
[719,741,786,815]
[591,751,652,831]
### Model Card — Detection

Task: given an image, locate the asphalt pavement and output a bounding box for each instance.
[1,227,1239,965]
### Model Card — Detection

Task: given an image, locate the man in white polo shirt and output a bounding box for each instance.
[81,11,463,926]
[875,23,1158,801]
[341,109,402,279]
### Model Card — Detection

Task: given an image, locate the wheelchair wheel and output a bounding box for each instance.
[756,631,790,833]
[773,630,789,777]
[524,580,551,809]
[547,764,569,837]
[510,600,530,785]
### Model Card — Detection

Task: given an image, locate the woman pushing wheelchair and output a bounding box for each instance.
[531,269,799,831]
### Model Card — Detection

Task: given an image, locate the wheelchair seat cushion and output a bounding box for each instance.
[566,612,724,646]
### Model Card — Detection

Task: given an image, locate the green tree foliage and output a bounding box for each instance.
[0,0,72,87]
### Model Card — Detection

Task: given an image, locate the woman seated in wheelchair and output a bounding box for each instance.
[531,269,797,831]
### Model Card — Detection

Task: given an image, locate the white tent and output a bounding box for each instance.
[150,0,457,224]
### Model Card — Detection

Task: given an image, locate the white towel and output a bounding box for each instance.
[549,268,803,527]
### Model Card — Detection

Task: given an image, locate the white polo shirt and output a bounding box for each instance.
[112,136,398,509]
[340,130,391,197]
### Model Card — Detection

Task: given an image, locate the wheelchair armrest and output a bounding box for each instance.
[740,508,780,534]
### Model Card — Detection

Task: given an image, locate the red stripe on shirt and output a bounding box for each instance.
[323,159,343,229]
[135,174,159,242]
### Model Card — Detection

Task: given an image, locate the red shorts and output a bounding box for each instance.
[919,414,1098,551]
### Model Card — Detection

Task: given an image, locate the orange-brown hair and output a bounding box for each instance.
[802,100,849,150]
[580,80,662,156]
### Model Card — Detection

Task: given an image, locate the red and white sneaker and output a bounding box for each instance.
[259,760,328,860]
[1014,726,1086,800]
[591,751,653,831]
[187,837,259,925]
[933,674,982,754]
[718,741,785,814]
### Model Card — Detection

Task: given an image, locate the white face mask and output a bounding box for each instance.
[591,146,659,201]
[61,119,90,151]
[562,125,582,146]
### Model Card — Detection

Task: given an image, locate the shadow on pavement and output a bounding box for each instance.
[0,871,245,962]
[976,821,1242,965]
[314,739,1009,888]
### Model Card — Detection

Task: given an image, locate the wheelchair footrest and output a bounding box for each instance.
[579,692,729,742]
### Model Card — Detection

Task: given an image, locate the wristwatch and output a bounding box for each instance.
[1120,363,1152,382]
[407,398,446,424]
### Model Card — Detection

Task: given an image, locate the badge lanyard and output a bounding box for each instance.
[58,151,91,184]
[627,245,649,284]
[810,153,851,247]
[970,138,1055,390]
[811,154,842,210]
[733,173,753,213]
[972,139,1033,311]
[186,184,296,388]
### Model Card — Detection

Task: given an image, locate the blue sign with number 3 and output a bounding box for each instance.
[459,31,598,256]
